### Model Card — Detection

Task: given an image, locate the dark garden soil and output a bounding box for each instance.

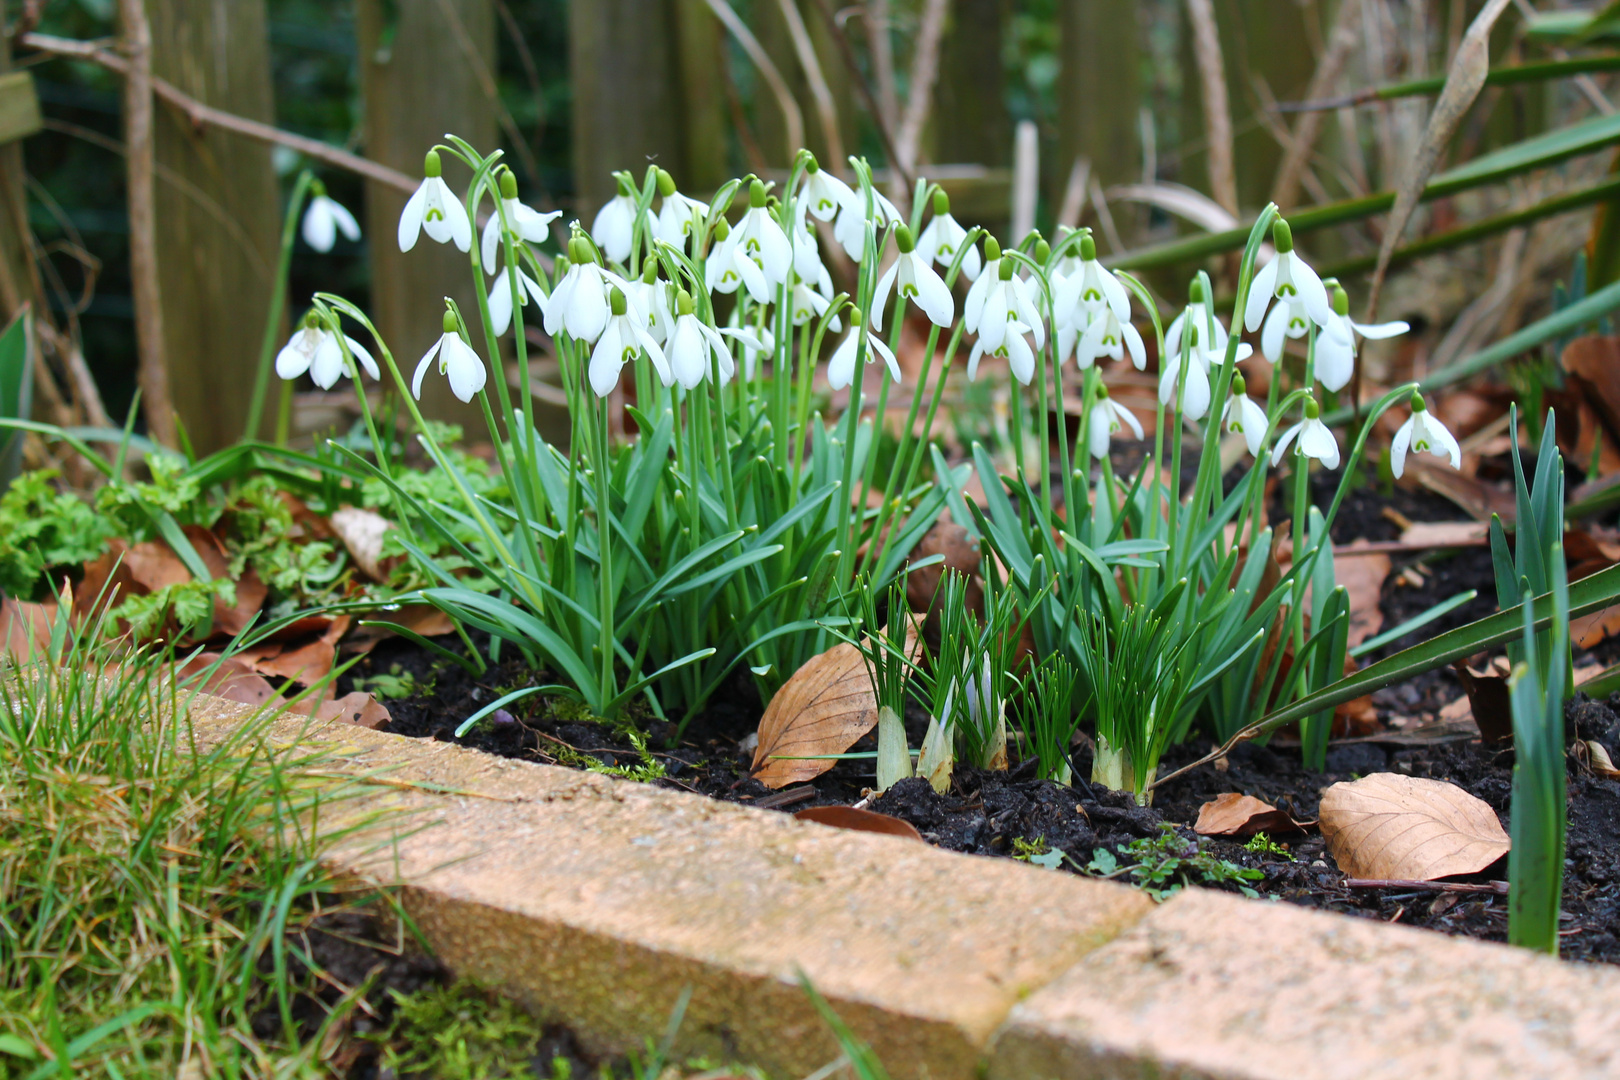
[338,471,1620,966]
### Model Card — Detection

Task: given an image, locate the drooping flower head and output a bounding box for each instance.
[964,240,1044,355]
[666,288,734,390]
[1054,233,1129,333]
[1314,282,1411,394]
[1221,372,1270,458]
[1088,385,1143,459]
[275,310,378,389]
[706,178,791,302]
[1271,396,1340,470]
[545,233,611,344]
[412,307,486,403]
[1243,219,1340,343]
[655,168,710,253]
[916,190,981,281]
[399,149,472,253]
[800,154,857,223]
[1390,392,1461,478]
[482,167,563,274]
[873,225,954,331]
[591,174,640,265]
[302,179,360,253]
[827,307,901,391]
[590,286,671,397]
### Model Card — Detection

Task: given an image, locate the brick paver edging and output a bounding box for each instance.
[188,697,1620,1080]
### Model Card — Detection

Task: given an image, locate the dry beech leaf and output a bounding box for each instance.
[1194,792,1310,838]
[330,506,395,582]
[1585,741,1620,779]
[795,805,922,841]
[1572,604,1620,650]
[1336,543,1390,648]
[177,651,278,707]
[1319,773,1509,881]
[1398,521,1488,548]
[1,598,53,661]
[752,641,876,789]
[313,691,392,730]
[1452,659,1512,743]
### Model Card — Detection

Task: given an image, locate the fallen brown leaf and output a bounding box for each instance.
[752,641,878,789]
[1452,658,1512,743]
[0,598,52,660]
[330,506,395,583]
[1572,604,1620,650]
[123,539,191,593]
[1398,521,1488,548]
[906,519,982,615]
[240,616,351,685]
[176,651,278,707]
[1403,458,1515,523]
[1319,773,1509,881]
[794,805,922,841]
[1336,543,1391,649]
[1194,792,1311,837]
[342,605,458,654]
[313,691,392,730]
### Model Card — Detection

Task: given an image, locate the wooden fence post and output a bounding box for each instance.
[144,0,281,452]
[936,0,1010,169]
[1060,0,1142,194]
[358,0,496,427]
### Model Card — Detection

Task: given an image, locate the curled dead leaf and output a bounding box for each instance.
[1335,543,1390,649]
[1319,773,1509,882]
[794,805,922,841]
[1194,792,1311,838]
[1452,658,1512,743]
[313,691,392,730]
[330,506,395,583]
[752,641,877,789]
[1,598,52,661]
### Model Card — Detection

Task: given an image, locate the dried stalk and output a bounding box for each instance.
[1185,0,1237,216]
[703,0,805,160]
[115,0,173,447]
[1057,157,1091,231]
[893,0,948,179]
[807,0,910,188]
[865,0,900,132]
[1273,0,1364,211]
[22,32,418,195]
[774,0,844,170]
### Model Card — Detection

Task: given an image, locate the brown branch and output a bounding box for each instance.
[774,0,844,170]
[702,0,804,161]
[1185,0,1237,216]
[21,32,419,196]
[893,0,948,180]
[806,0,911,189]
[1344,878,1508,895]
[115,0,172,447]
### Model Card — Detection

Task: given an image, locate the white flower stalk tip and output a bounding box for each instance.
[1088,387,1143,460]
[827,307,901,391]
[1243,219,1340,342]
[399,149,472,254]
[481,167,563,274]
[1221,373,1269,458]
[1390,393,1460,478]
[412,308,486,403]
[301,181,360,253]
[1270,397,1340,470]
[873,225,955,330]
[275,312,378,390]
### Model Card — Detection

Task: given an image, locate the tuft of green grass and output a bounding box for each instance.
[0,608,381,1077]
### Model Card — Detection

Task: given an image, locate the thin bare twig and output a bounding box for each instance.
[703,0,804,160]
[1185,0,1238,216]
[115,0,172,447]
[1273,0,1363,211]
[865,0,899,132]
[431,0,542,185]
[893,0,948,179]
[806,0,910,188]
[774,0,844,169]
[21,32,419,195]
[1344,878,1508,894]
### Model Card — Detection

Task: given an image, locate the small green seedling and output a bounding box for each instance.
[1243,832,1292,858]
[1086,825,1264,901]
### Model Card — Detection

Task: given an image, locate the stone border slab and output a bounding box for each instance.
[190,698,1149,1079]
[188,696,1620,1080]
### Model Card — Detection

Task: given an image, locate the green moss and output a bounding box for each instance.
[371,980,545,1079]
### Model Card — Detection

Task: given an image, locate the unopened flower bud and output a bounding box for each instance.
[498,168,518,200]
[656,168,676,198]
[933,189,950,216]
[1272,219,1294,253]
[896,225,915,254]
[749,179,767,208]
[423,149,442,178]
[610,287,627,317]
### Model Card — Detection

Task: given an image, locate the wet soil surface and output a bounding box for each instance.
[343,475,1620,965]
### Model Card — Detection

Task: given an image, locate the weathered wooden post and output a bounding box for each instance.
[1059,0,1142,194]
[358,0,496,427]
[144,0,282,452]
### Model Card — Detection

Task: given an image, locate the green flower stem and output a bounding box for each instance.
[248,169,314,443]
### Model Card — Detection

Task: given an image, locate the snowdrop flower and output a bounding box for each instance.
[591,177,640,265]
[1270,397,1340,470]
[1075,306,1145,370]
[1088,386,1143,459]
[275,312,378,389]
[1243,219,1341,342]
[655,168,710,252]
[789,197,828,283]
[1221,373,1270,458]
[1165,280,1248,367]
[719,325,773,379]
[481,168,563,274]
[621,261,673,345]
[1260,298,1309,364]
[967,321,1037,386]
[1390,393,1460,478]
[800,156,857,222]
[706,179,792,302]
[873,226,954,330]
[916,191,981,281]
[301,180,360,253]
[399,149,472,253]
[789,264,840,331]
[487,266,548,337]
[666,289,733,389]
[964,243,1044,354]
[544,237,611,344]
[833,187,902,263]
[1314,284,1410,393]
[591,287,671,396]
[1053,234,1129,333]
[412,309,485,403]
[1158,354,1211,420]
[827,308,901,391]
